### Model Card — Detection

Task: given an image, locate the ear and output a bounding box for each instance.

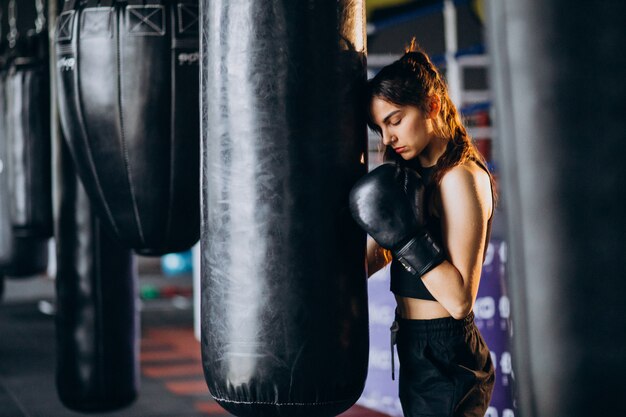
[427,95,441,118]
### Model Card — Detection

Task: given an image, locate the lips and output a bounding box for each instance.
[394,146,406,153]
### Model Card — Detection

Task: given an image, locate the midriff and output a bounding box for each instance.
[394,295,451,320]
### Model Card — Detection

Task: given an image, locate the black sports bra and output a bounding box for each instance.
[390,161,494,300]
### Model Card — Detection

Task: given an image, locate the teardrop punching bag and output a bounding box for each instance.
[201,2,369,416]
[486,0,626,415]
[54,138,139,412]
[55,0,200,255]
[5,0,52,238]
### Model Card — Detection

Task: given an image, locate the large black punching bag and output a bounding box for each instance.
[54,137,139,412]
[5,0,52,238]
[201,2,369,416]
[486,0,626,415]
[55,0,200,255]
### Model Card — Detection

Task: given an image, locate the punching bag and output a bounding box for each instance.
[51,0,139,410]
[486,0,626,415]
[0,0,48,278]
[0,60,11,268]
[0,0,10,266]
[5,0,52,238]
[55,0,200,255]
[0,0,4,292]
[201,2,369,416]
[54,137,139,412]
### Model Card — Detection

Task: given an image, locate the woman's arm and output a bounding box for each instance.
[420,163,493,319]
[366,235,390,277]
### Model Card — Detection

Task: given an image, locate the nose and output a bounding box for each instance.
[382,130,396,146]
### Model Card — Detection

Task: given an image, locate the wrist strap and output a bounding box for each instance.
[394,231,445,276]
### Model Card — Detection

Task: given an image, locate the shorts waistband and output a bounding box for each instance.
[394,311,475,336]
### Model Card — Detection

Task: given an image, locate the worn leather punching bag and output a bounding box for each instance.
[55,0,200,255]
[201,2,369,416]
[486,0,626,415]
[5,0,52,238]
[0,0,48,278]
[54,137,139,412]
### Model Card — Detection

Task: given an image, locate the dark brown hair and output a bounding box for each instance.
[367,40,495,200]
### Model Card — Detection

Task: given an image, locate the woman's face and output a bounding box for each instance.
[370,97,436,161]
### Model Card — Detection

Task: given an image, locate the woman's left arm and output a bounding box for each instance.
[420,164,493,319]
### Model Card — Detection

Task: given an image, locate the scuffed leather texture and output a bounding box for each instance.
[55,0,200,255]
[54,137,139,412]
[4,0,53,238]
[201,1,369,416]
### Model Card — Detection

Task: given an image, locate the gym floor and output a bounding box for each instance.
[0,265,392,417]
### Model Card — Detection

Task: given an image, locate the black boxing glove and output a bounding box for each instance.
[349,163,445,276]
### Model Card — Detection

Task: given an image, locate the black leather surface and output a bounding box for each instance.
[0,0,48,277]
[487,1,626,415]
[55,0,200,255]
[54,135,139,412]
[0,72,48,278]
[0,67,12,266]
[200,1,369,416]
[5,0,53,238]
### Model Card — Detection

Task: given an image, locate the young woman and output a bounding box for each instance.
[349,43,496,416]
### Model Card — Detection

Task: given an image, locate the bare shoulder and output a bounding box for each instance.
[440,161,489,188]
[439,161,493,218]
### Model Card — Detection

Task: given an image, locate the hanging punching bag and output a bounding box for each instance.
[201,2,369,416]
[51,0,140,409]
[0,0,10,267]
[486,0,626,415]
[54,138,139,412]
[0,0,48,278]
[0,0,9,283]
[5,0,52,238]
[55,0,200,255]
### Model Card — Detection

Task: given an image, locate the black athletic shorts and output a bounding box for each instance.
[392,312,495,417]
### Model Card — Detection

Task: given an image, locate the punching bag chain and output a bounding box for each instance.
[35,0,46,34]
[7,0,16,48]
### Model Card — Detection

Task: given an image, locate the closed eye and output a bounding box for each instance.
[390,119,401,126]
